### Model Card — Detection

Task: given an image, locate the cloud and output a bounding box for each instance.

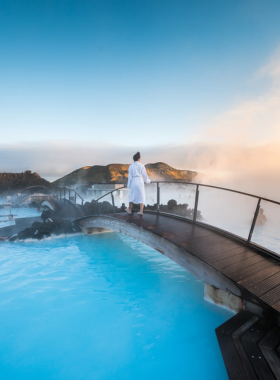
[258,46,280,82]
[1,140,280,200]
[190,45,280,147]
[1,47,280,201]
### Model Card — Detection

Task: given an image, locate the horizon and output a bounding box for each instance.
[1,0,280,199]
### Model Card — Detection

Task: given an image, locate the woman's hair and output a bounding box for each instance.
[133,152,141,161]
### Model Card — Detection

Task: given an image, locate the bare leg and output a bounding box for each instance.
[129,202,133,212]
[140,203,144,214]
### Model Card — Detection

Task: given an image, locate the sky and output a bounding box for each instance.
[1,0,280,196]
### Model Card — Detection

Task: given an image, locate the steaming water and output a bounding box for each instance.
[146,184,280,255]
[0,208,40,228]
[2,184,280,254]
[0,233,233,379]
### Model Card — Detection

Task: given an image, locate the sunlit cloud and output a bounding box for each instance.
[196,50,280,146]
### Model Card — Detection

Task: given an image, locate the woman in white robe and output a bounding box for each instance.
[126,152,151,215]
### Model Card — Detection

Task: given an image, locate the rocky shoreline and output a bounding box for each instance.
[8,210,81,241]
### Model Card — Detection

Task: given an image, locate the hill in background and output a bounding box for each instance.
[0,171,54,195]
[53,162,197,186]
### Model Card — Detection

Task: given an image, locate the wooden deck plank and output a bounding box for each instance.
[259,327,280,380]
[245,268,280,296]
[241,319,275,380]
[222,256,267,276]
[212,249,259,270]
[228,260,275,282]
[158,231,227,248]
[270,301,280,314]
[183,235,237,250]
[260,284,280,306]
[215,311,257,380]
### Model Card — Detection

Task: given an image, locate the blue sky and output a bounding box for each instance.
[1,0,280,147]
[1,0,280,188]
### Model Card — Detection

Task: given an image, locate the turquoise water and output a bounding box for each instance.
[0,233,233,379]
[0,207,40,228]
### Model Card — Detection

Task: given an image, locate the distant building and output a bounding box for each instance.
[88,184,128,199]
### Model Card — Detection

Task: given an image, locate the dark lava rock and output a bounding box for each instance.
[32,221,42,230]
[145,198,202,220]
[9,234,19,242]
[82,200,99,215]
[81,199,120,215]
[18,227,35,240]
[41,209,56,221]
[0,171,54,196]
[9,209,79,241]
[53,220,74,235]
[167,199,177,210]
[72,223,82,233]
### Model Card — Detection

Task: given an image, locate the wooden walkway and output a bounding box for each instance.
[103,212,280,314]
[216,310,280,380]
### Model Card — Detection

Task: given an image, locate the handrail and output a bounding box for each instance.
[94,180,280,207]
[92,180,280,258]
[96,186,127,202]
[152,181,280,206]
[55,186,84,205]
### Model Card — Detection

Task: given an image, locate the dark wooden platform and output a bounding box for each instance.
[105,212,280,314]
[216,310,280,380]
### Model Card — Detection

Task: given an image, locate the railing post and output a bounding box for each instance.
[193,185,199,222]
[157,182,160,212]
[59,188,61,201]
[75,192,77,205]
[69,188,71,202]
[247,198,261,244]
[63,187,66,204]
[111,193,115,213]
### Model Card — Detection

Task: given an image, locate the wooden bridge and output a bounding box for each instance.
[78,212,280,315]
[76,181,280,380]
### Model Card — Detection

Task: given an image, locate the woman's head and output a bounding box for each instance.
[133,152,141,162]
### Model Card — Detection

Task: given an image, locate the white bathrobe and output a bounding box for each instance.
[127,161,151,204]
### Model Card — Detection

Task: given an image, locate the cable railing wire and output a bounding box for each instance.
[92,181,280,259]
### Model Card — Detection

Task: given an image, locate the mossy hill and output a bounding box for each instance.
[0,171,54,195]
[53,162,197,186]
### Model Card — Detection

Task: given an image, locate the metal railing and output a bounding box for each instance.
[55,187,84,206]
[95,185,126,213]
[93,181,280,259]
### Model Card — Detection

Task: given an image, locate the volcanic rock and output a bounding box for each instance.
[53,162,197,186]
[0,171,53,195]
[9,210,80,241]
